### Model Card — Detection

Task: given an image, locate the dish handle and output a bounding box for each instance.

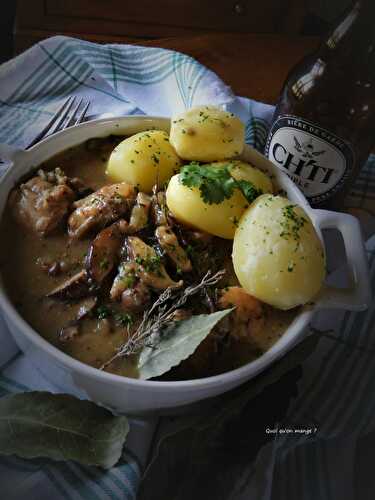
[313,209,371,311]
[0,143,26,165]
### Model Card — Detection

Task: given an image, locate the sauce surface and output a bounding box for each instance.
[0,137,297,379]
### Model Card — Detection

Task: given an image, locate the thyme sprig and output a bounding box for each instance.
[100,269,225,370]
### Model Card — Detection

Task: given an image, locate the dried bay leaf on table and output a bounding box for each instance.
[139,332,320,500]
[137,308,234,379]
[0,392,129,469]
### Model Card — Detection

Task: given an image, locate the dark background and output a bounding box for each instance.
[0,0,351,65]
[0,1,16,63]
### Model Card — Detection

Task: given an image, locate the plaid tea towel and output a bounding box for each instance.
[0,35,375,500]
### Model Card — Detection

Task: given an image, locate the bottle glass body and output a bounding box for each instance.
[265,0,375,209]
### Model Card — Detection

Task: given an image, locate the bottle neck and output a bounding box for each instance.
[324,0,375,52]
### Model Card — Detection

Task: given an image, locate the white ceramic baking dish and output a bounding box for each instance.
[0,116,371,415]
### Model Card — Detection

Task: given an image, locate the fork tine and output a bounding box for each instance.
[64,98,83,128]
[47,97,77,136]
[26,96,74,149]
[73,100,90,125]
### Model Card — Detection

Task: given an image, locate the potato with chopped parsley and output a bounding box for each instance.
[232,195,326,310]
[166,163,264,239]
[106,130,182,193]
[169,106,245,162]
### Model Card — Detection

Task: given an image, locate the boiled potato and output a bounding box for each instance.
[212,160,274,194]
[166,174,248,239]
[232,195,325,309]
[106,130,182,193]
[170,106,245,162]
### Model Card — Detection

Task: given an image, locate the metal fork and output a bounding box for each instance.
[26,96,90,149]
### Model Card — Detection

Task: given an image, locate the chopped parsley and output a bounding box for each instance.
[280,205,308,243]
[114,312,133,328]
[99,257,110,270]
[179,163,262,205]
[96,305,111,320]
[135,254,162,273]
[120,272,136,288]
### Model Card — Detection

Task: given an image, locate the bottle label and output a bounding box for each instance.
[265,115,354,204]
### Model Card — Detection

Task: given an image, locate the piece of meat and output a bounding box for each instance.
[68,183,136,239]
[128,192,152,233]
[85,220,126,285]
[155,225,192,272]
[179,288,264,376]
[126,236,182,290]
[121,281,151,312]
[10,174,75,236]
[47,270,89,300]
[218,286,265,341]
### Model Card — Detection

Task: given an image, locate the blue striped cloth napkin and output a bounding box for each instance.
[0,36,374,500]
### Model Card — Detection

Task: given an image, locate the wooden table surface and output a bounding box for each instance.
[141,33,319,104]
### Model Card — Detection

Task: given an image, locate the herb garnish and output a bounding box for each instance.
[96,305,133,330]
[280,204,308,244]
[99,257,109,270]
[114,312,133,328]
[96,305,111,320]
[179,163,262,205]
[135,254,162,274]
[100,269,226,368]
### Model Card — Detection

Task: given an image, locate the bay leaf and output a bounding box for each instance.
[0,392,129,469]
[138,308,233,380]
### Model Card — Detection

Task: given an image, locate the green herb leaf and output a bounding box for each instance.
[137,308,233,379]
[236,179,263,204]
[179,163,262,205]
[96,305,111,319]
[114,312,133,327]
[0,392,129,469]
[180,163,237,204]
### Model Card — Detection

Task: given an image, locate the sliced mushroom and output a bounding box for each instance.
[46,270,89,300]
[110,262,137,300]
[127,236,182,290]
[85,220,126,285]
[128,192,152,233]
[151,190,168,226]
[68,183,136,239]
[155,225,192,272]
[76,296,97,321]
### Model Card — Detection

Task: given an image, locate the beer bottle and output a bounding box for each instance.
[264,0,375,209]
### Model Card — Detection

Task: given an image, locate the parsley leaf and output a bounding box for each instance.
[179,163,236,204]
[96,305,111,320]
[114,312,133,328]
[179,163,263,205]
[236,179,263,204]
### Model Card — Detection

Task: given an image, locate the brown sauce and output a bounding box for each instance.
[0,137,297,380]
